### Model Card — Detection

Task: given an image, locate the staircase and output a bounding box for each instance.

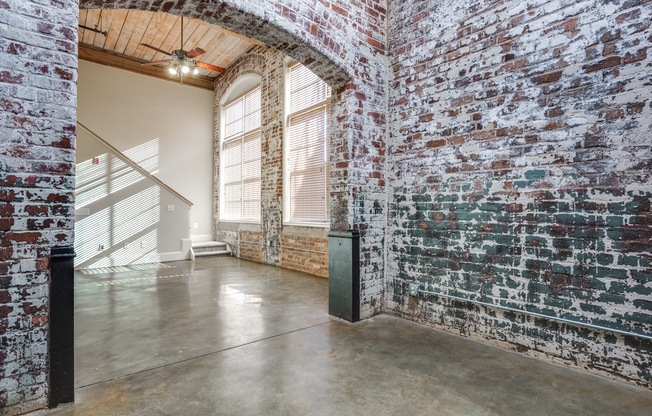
[191,241,232,259]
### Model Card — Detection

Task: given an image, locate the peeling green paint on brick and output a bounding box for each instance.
[388,0,652,387]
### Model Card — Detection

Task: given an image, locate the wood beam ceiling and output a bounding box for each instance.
[79,43,215,90]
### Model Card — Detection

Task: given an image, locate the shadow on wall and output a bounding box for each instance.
[74,128,192,270]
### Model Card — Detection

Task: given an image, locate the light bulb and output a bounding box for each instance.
[181,64,190,74]
[168,66,177,75]
[193,67,199,75]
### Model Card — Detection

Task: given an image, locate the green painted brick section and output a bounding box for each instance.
[543,297,574,309]
[525,236,548,246]
[596,253,615,266]
[551,263,572,274]
[597,293,627,305]
[556,214,600,226]
[434,194,460,202]
[633,299,652,311]
[594,267,629,279]
[392,181,651,355]
[605,216,625,227]
[411,194,431,203]
[524,169,547,180]
[627,284,652,295]
[580,303,607,315]
[618,255,642,267]
[620,312,652,325]
[604,333,618,345]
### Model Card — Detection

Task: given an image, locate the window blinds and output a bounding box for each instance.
[287,63,331,223]
[222,87,261,221]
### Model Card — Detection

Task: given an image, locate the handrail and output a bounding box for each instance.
[77,121,193,206]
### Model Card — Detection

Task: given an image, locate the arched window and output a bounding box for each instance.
[220,77,261,222]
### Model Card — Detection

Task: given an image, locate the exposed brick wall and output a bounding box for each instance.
[0,0,78,414]
[239,230,264,262]
[281,232,329,277]
[387,0,652,385]
[5,0,652,413]
[213,45,330,277]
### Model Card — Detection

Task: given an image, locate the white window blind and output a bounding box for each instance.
[221,87,261,221]
[286,63,331,224]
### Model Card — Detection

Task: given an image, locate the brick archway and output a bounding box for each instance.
[78,0,389,316]
[79,0,352,87]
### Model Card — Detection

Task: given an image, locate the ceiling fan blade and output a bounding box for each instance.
[187,47,206,59]
[196,61,226,74]
[140,43,172,56]
[141,59,173,67]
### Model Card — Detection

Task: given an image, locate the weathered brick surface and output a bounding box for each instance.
[0,0,77,414]
[387,0,652,385]
[239,230,264,262]
[281,233,329,277]
[213,46,330,277]
[10,0,651,410]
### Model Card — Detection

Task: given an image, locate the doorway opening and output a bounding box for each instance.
[71,0,352,396]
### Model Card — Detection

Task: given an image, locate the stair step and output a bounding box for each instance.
[192,241,228,254]
[191,241,231,258]
[194,249,231,257]
[192,240,227,249]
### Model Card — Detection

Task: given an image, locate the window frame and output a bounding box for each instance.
[219,84,262,223]
[282,60,331,227]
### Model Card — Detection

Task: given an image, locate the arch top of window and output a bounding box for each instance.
[220,74,261,106]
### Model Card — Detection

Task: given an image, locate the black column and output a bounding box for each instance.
[327,230,360,322]
[48,245,75,407]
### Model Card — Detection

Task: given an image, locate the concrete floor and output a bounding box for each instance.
[39,257,652,416]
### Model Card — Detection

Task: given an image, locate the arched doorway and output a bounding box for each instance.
[77,0,388,316]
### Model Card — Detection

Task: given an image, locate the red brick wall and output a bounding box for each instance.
[387,0,652,386]
[0,1,78,413]
[281,234,329,277]
[239,230,264,262]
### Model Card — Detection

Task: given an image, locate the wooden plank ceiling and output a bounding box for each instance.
[78,9,262,89]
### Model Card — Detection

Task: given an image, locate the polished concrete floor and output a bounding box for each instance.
[39,257,652,415]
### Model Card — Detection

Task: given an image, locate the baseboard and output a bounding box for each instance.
[159,251,191,262]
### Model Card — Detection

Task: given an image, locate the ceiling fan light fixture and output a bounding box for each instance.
[140,17,225,84]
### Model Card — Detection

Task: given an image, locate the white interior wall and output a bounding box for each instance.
[74,127,193,269]
[77,60,214,240]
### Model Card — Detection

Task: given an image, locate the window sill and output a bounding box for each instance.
[283,222,330,229]
[217,221,262,232]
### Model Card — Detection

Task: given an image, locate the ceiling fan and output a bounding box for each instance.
[140,16,226,80]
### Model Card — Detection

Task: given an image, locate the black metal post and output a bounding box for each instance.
[327,230,360,322]
[48,245,75,407]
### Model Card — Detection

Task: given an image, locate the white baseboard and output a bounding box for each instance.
[159,251,191,262]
